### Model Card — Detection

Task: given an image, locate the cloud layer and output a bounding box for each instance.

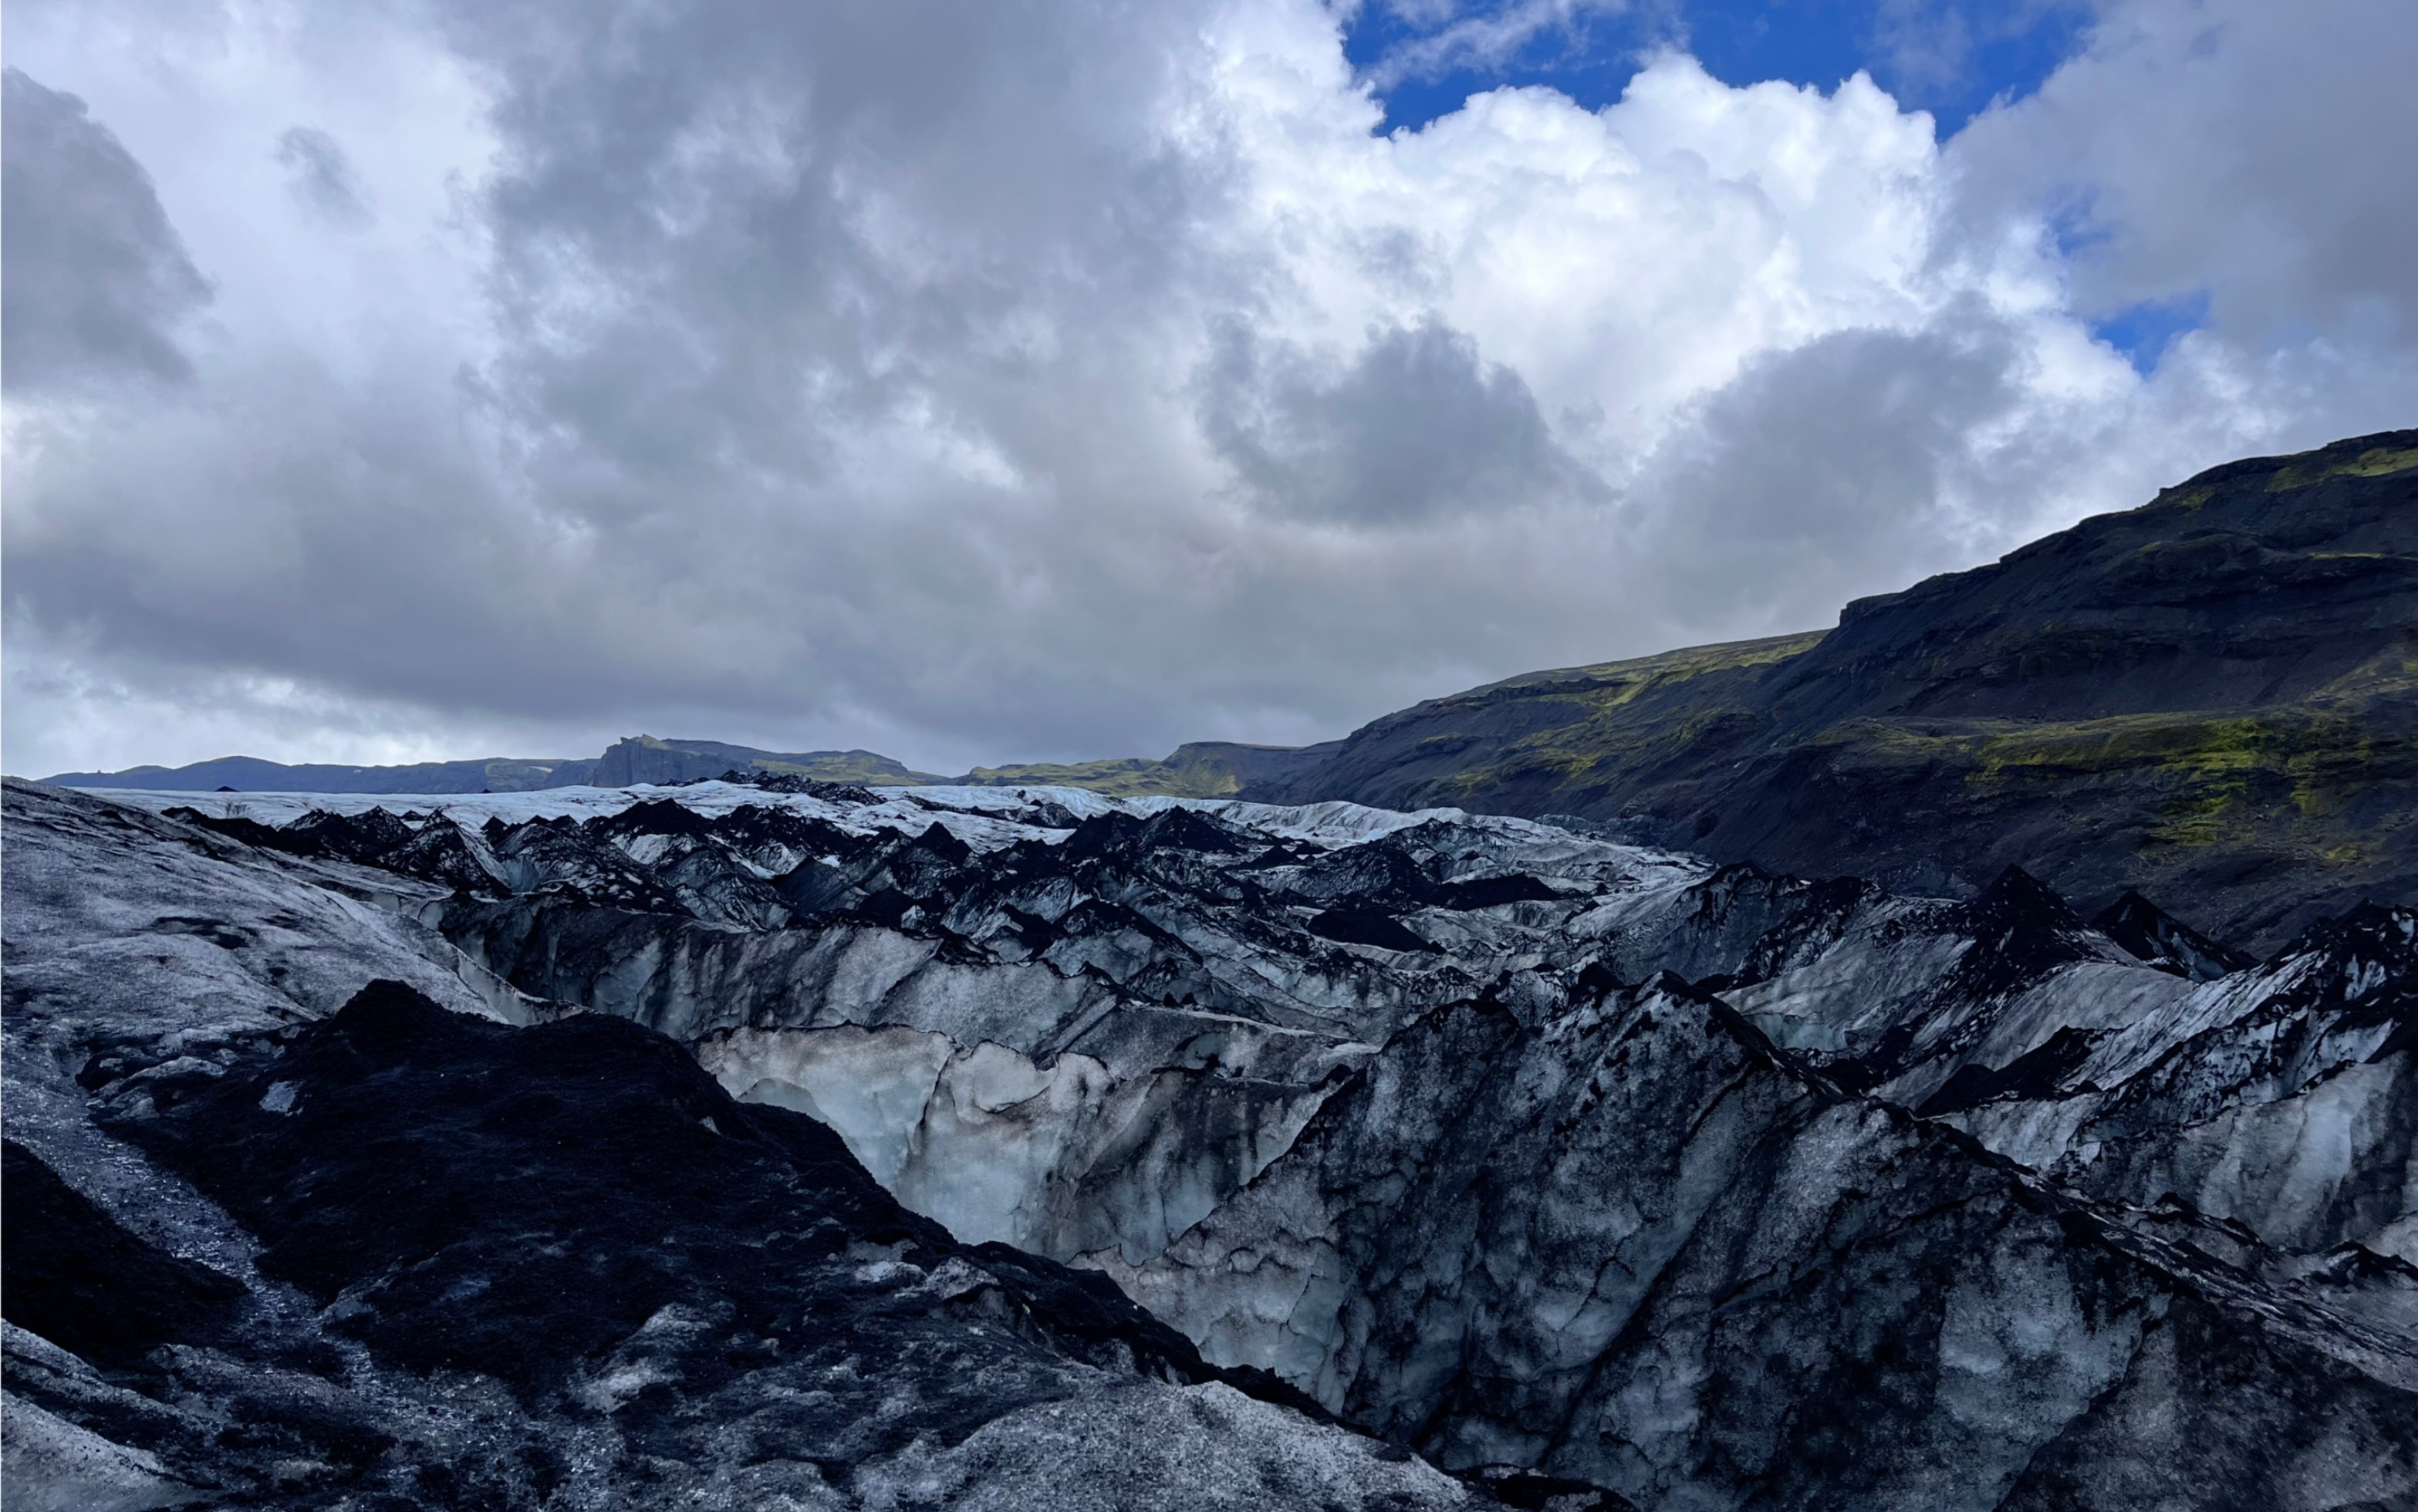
[5,0,2415,776]
[2,67,211,391]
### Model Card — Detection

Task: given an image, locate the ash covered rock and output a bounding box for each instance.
[392,791,1680,1261]
[8,976,1481,1510]
[69,775,2418,1273]
[2,1140,245,1372]
[703,766,883,803]
[2092,889,2262,980]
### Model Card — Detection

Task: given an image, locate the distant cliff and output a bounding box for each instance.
[956,741,1343,798]
[586,736,942,787]
[40,737,941,794]
[1249,430,2418,950]
[39,734,1329,801]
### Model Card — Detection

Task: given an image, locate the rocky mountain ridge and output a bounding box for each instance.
[1251,428,2418,950]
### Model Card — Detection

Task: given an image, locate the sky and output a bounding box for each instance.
[4,0,2415,778]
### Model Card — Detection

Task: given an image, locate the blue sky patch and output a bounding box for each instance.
[1344,1,2094,138]
[2092,291,2213,375]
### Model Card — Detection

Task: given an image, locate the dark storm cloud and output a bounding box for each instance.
[441,0,1224,502]
[1636,318,2025,625]
[1,67,210,392]
[5,0,1278,770]
[1200,319,1605,523]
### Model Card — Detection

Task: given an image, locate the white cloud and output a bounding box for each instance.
[1951,0,2418,345]
[1350,0,1643,94]
[3,0,2412,778]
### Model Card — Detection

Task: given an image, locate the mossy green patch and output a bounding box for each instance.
[751,756,930,786]
[2266,444,2418,491]
[960,756,1243,798]
[1312,634,1822,810]
[1968,716,2272,782]
[1494,631,1828,704]
[1946,710,2416,852]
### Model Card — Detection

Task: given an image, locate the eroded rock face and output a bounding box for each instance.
[12,775,2417,1508]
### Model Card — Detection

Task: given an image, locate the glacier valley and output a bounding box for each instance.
[4,774,2413,1510]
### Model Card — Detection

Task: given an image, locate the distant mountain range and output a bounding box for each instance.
[40,737,911,795]
[41,428,2418,948]
[43,732,1338,801]
[42,753,605,795]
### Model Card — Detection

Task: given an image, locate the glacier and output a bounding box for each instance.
[6,774,2413,1509]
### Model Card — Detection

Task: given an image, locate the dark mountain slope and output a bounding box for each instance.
[1254,430,2418,949]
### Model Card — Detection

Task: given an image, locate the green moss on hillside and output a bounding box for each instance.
[1380,633,1825,802]
[748,755,933,786]
[1948,708,2415,849]
[2267,444,2418,491]
[1451,631,1827,706]
[961,756,1244,798]
[957,741,1325,798]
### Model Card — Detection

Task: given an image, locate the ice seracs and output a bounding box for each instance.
[8,775,2414,1509]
